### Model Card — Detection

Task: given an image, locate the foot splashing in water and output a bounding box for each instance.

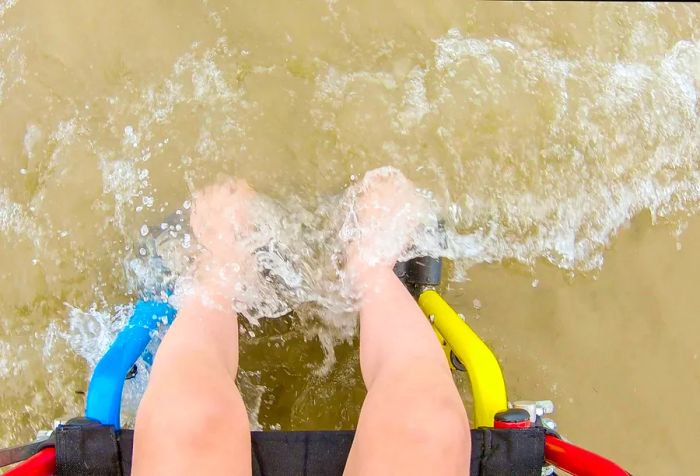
[148,166,448,323]
[117,167,443,425]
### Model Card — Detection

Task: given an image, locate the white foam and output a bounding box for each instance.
[100,159,140,204]
[0,0,17,18]
[50,119,77,143]
[0,189,39,242]
[315,67,398,110]
[0,340,28,378]
[123,125,140,148]
[423,29,700,271]
[396,66,431,131]
[0,26,26,104]
[22,124,41,159]
[433,28,517,72]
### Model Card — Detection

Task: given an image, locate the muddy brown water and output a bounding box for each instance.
[1,2,698,474]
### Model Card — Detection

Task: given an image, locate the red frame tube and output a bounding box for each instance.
[494,419,531,429]
[5,447,56,476]
[545,435,629,476]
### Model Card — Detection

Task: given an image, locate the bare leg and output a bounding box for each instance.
[133,180,257,476]
[343,170,471,475]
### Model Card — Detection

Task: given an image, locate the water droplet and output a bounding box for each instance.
[139,247,147,256]
[531,279,539,288]
[140,225,149,237]
[183,200,191,210]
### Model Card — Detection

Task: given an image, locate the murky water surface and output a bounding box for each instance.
[1,2,698,474]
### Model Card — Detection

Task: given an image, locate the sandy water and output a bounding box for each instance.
[0,2,699,474]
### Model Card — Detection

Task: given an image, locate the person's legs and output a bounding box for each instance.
[343,170,471,475]
[133,180,257,476]
[133,292,250,476]
[132,171,470,475]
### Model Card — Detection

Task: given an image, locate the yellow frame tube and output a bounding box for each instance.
[418,290,507,428]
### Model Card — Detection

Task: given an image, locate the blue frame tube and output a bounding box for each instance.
[85,300,176,429]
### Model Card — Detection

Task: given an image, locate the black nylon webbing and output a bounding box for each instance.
[55,425,545,476]
[55,420,122,476]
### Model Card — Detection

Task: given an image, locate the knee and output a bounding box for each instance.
[370,367,471,453]
[176,396,229,441]
[137,378,247,449]
[370,385,470,464]
[409,400,470,449]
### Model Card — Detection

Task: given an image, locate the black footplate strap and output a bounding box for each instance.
[52,419,545,476]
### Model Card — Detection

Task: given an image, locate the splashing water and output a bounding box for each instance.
[123,166,447,324]
[0,4,699,470]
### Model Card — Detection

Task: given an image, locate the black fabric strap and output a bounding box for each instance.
[471,427,545,475]
[55,424,545,476]
[251,431,355,476]
[55,419,123,476]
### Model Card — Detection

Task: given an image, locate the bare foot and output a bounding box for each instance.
[189,179,258,301]
[344,167,430,286]
[191,179,255,259]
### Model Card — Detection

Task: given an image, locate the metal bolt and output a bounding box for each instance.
[512,400,555,423]
[541,418,558,432]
